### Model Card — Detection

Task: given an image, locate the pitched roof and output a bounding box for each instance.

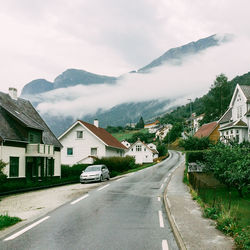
[239,85,250,101]
[194,121,218,138]
[78,120,127,150]
[219,119,248,130]
[219,107,232,124]
[0,91,62,147]
[128,139,159,153]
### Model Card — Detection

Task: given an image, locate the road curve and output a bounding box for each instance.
[1,150,184,250]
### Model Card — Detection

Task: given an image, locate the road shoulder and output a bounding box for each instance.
[164,162,234,250]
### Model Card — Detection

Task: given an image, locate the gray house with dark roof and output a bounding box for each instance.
[219,84,250,143]
[0,88,62,179]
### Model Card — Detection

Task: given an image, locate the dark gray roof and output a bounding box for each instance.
[219,107,232,124]
[0,91,62,148]
[219,119,247,130]
[240,85,250,101]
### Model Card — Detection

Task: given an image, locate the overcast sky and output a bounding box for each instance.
[0,0,249,95]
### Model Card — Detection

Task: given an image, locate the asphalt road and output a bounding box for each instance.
[1,151,184,250]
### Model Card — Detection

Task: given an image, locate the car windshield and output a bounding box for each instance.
[84,166,102,172]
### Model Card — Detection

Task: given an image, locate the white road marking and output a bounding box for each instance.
[70,194,89,205]
[97,184,110,191]
[130,172,135,176]
[158,197,161,202]
[158,210,164,228]
[160,184,164,190]
[4,216,50,241]
[164,177,168,183]
[162,240,169,250]
[116,178,122,182]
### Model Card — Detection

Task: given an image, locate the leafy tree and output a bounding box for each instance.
[135,117,145,129]
[0,160,7,184]
[163,122,183,144]
[157,143,168,157]
[202,74,231,123]
[203,142,250,197]
[127,131,154,144]
[179,136,211,150]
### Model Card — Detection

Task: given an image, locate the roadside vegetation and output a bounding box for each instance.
[0,214,21,230]
[184,142,250,249]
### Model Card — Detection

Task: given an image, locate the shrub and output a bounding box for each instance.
[186,151,205,163]
[61,164,89,179]
[94,156,136,177]
[157,143,168,157]
[179,136,211,150]
[0,160,7,184]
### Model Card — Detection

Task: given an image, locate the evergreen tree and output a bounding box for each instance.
[135,116,145,129]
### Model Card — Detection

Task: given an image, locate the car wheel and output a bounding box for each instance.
[107,174,110,180]
[100,175,104,182]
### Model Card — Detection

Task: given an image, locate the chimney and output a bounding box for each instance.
[94,119,99,128]
[9,87,18,100]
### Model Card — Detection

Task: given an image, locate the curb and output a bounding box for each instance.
[163,162,187,250]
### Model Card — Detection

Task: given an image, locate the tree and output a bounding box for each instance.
[203,142,250,197]
[163,122,183,144]
[179,136,211,150]
[135,117,145,129]
[0,160,7,184]
[157,143,168,157]
[203,74,230,123]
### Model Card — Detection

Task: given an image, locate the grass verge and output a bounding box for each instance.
[0,214,21,230]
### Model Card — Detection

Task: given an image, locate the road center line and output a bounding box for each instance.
[160,184,164,189]
[158,197,161,202]
[70,194,89,205]
[162,240,169,250]
[164,177,168,183]
[4,216,50,241]
[158,210,164,228]
[97,184,110,191]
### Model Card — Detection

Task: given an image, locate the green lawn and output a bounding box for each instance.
[111,128,148,141]
[0,214,21,230]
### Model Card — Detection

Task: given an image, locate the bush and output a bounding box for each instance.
[61,164,89,179]
[179,136,211,150]
[157,143,168,157]
[186,151,205,163]
[0,160,7,184]
[94,156,137,177]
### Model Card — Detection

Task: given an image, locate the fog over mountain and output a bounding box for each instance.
[20,33,250,136]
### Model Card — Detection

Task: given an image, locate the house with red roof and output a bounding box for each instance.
[194,121,220,142]
[58,119,127,165]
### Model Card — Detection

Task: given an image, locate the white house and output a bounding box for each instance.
[219,84,250,143]
[121,140,131,148]
[193,114,204,133]
[125,139,158,164]
[0,88,62,179]
[59,120,127,165]
[155,124,172,140]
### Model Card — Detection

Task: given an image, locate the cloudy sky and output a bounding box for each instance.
[0,0,250,120]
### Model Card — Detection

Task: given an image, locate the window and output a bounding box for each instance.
[48,158,54,176]
[231,130,233,134]
[236,130,239,134]
[76,131,83,139]
[67,148,73,155]
[9,157,19,177]
[237,106,242,118]
[144,147,146,151]
[136,145,142,151]
[91,148,97,156]
[226,131,229,135]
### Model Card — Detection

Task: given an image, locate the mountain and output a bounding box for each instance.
[21,69,117,96]
[21,79,53,96]
[20,34,231,136]
[139,34,231,72]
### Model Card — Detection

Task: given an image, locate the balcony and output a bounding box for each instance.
[26,144,54,157]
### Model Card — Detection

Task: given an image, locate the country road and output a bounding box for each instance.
[0,151,184,250]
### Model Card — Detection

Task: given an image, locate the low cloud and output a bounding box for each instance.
[36,34,250,120]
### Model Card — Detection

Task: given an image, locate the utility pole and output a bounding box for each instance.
[188,98,193,135]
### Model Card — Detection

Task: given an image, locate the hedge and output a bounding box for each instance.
[186,150,205,164]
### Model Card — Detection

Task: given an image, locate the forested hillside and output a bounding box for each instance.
[159,71,250,125]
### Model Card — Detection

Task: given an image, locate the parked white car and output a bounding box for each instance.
[80,165,110,183]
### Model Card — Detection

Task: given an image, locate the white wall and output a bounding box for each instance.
[1,146,26,177]
[231,89,247,123]
[60,123,106,165]
[125,141,153,164]
[54,151,61,177]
